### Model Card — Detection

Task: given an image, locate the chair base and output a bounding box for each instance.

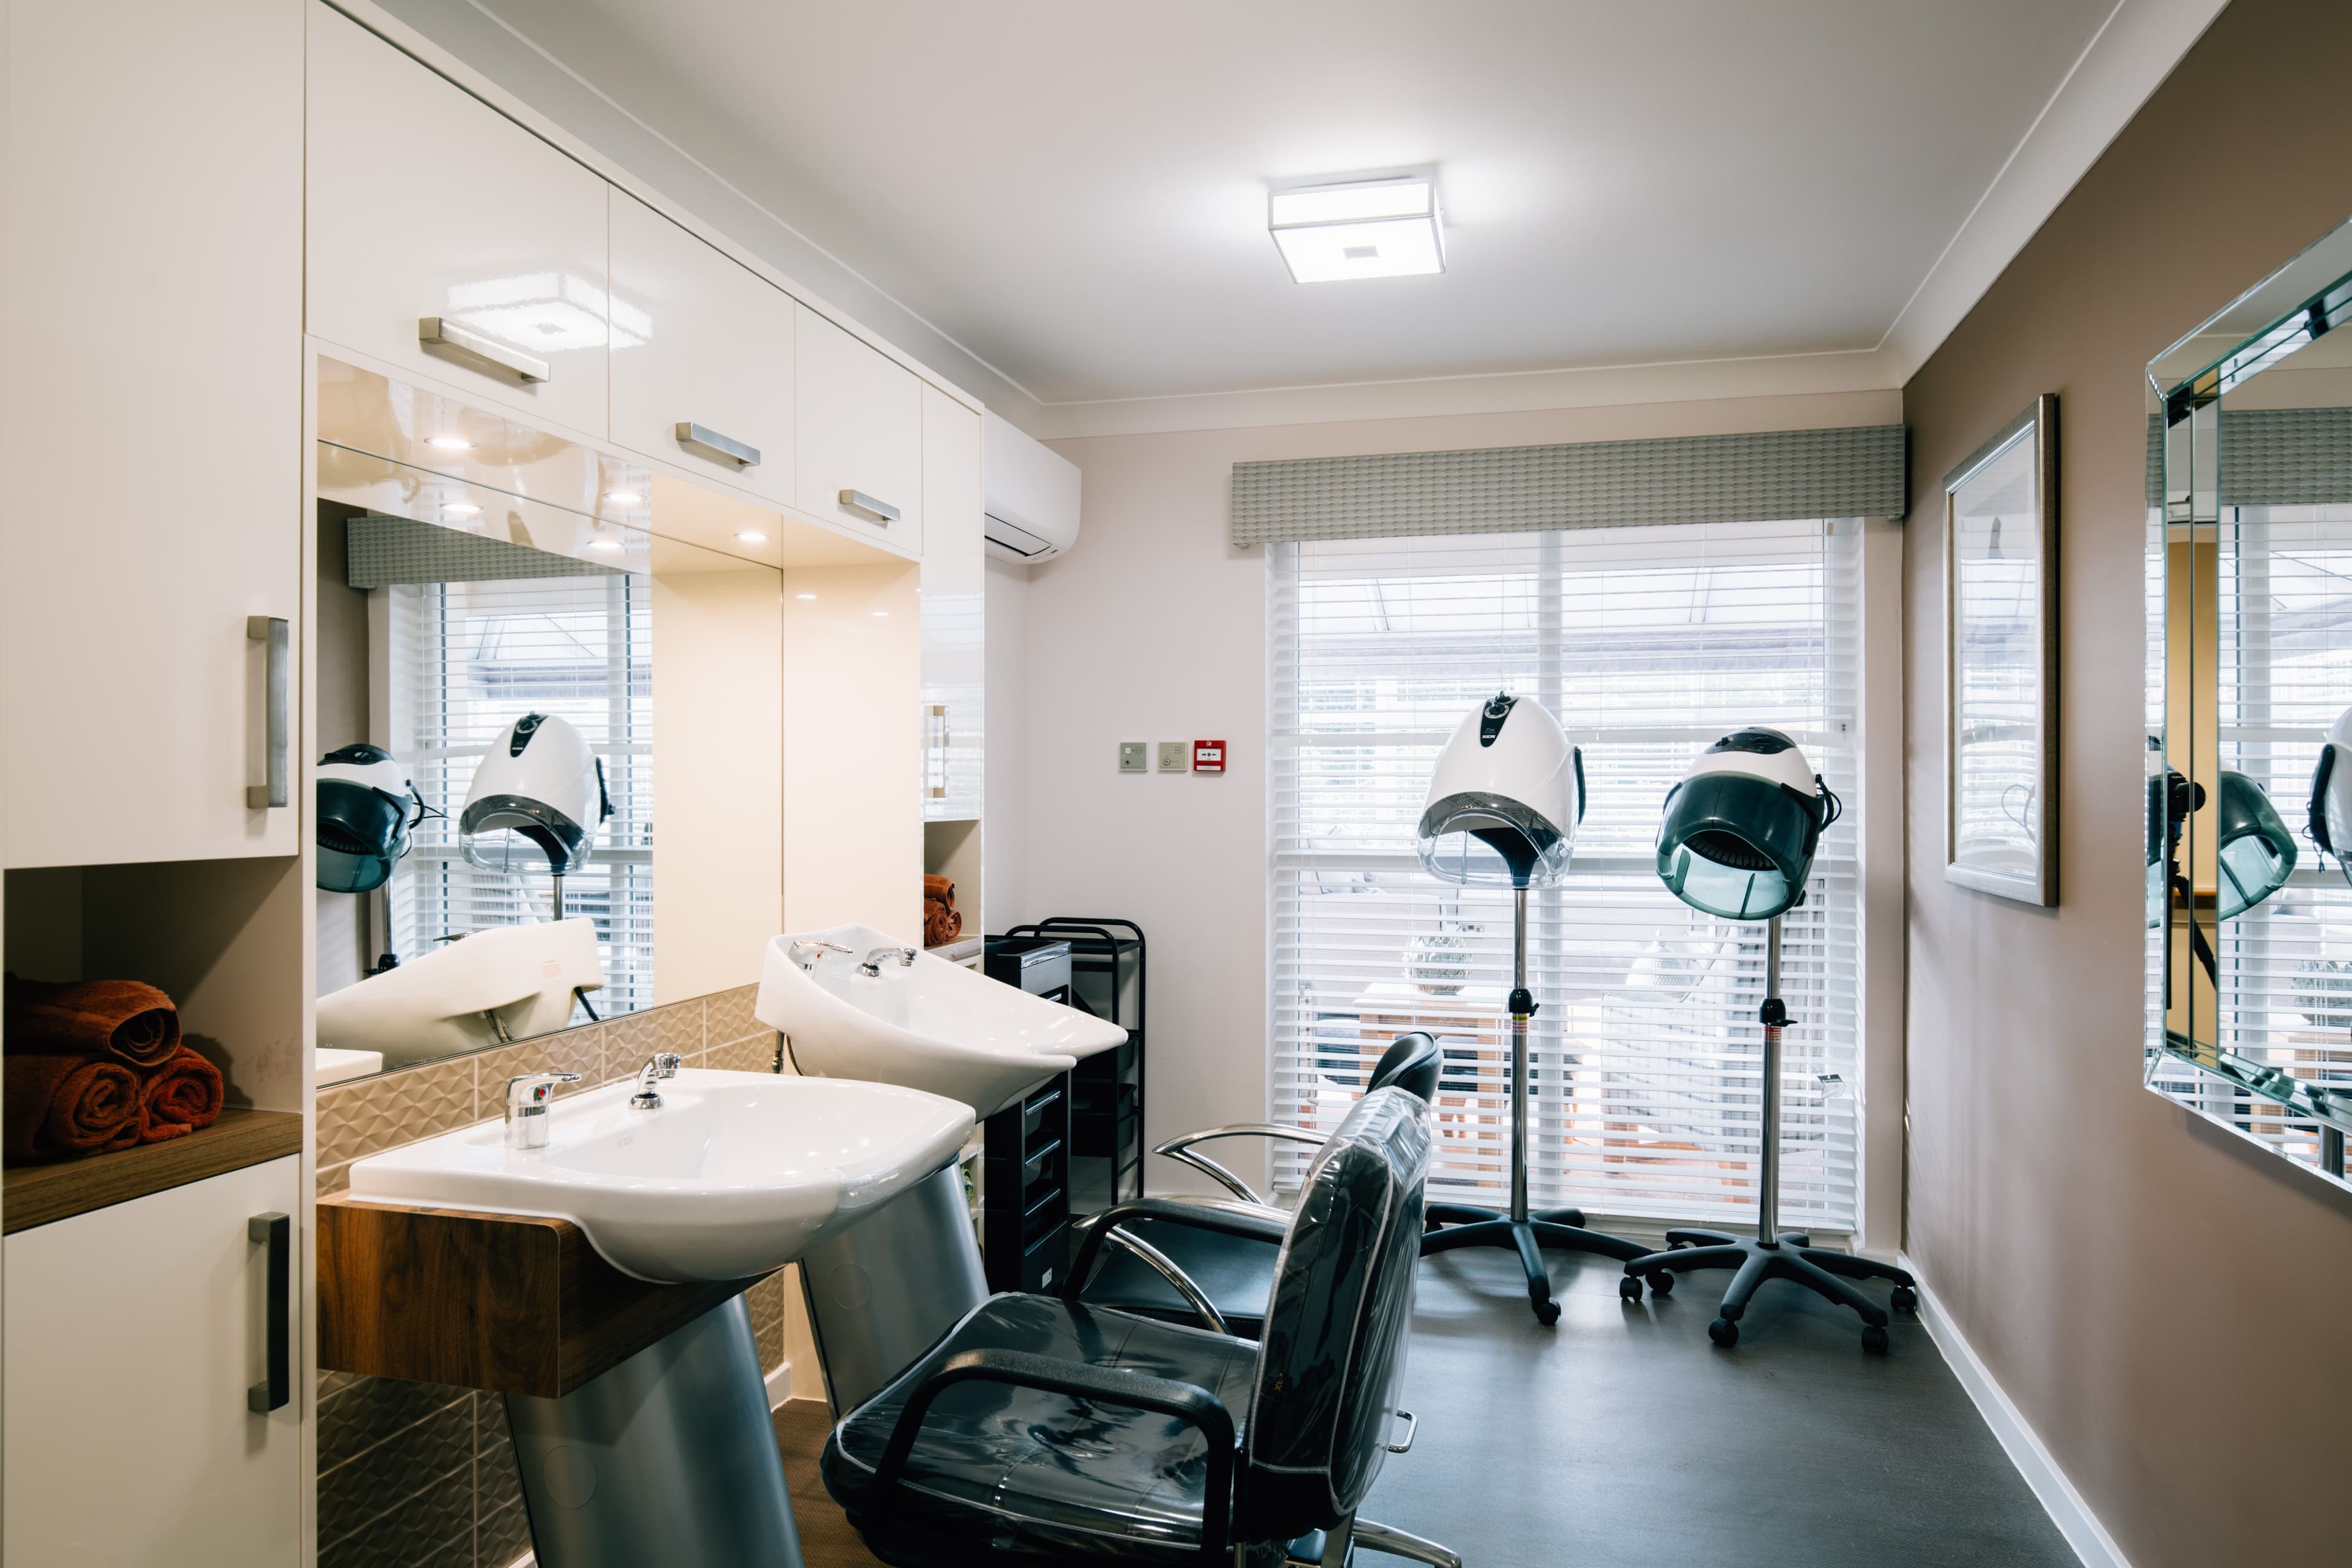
[1621,1228,1919,1351]
[1286,1511,1462,1567]
[1419,1204,1649,1325]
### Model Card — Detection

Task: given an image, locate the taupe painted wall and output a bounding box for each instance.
[1900,2,2352,1562]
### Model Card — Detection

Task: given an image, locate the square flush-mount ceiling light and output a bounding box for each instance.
[1268,172,1444,284]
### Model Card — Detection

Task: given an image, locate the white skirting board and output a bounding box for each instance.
[1901,1257,2133,1568]
[766,1359,794,1410]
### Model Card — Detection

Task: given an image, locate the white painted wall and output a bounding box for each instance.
[1027,389,1905,1199]
[982,557,1031,932]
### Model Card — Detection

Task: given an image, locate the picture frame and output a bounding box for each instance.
[1944,393,2059,905]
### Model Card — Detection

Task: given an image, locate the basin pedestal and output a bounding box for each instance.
[798,1163,988,1414]
[507,1294,802,1568]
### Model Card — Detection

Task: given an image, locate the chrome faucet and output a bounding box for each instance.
[858,945,918,978]
[504,1072,581,1150]
[790,938,852,973]
[630,1052,683,1110]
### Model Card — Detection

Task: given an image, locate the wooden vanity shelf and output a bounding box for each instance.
[317,1193,766,1398]
[2,1108,304,1235]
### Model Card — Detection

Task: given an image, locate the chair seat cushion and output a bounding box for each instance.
[821,1293,1261,1567]
[1077,1216,1281,1339]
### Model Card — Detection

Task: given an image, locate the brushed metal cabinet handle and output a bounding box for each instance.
[248,1212,290,1414]
[839,489,900,526]
[247,616,288,809]
[418,316,551,384]
[674,421,761,468]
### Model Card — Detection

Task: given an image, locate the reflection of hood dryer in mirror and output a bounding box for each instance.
[316,917,605,1069]
[461,712,612,918]
[2307,705,2352,894]
[2215,771,2296,921]
[316,744,427,895]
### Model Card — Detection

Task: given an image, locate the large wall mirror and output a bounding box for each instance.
[2149,214,2352,1189]
[309,361,813,1080]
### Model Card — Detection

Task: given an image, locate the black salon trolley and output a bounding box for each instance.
[978,918,1145,1292]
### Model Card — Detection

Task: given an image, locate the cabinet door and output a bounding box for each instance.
[921,389,984,821]
[306,6,610,437]
[609,191,797,506]
[795,304,924,555]
[5,1157,304,1566]
[1,0,303,868]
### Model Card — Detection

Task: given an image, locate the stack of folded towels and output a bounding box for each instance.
[2,976,225,1164]
[923,874,962,949]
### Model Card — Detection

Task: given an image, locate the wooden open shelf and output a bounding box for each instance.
[2,1107,304,1235]
[317,1193,768,1398]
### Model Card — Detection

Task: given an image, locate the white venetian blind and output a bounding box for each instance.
[2179,506,2352,1164]
[385,572,655,1015]
[1270,519,1861,1229]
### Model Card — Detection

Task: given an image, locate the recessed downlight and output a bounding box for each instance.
[587,539,624,552]
[605,489,643,506]
[426,434,474,451]
[441,502,480,516]
[795,592,817,600]
[872,610,889,617]
[736,529,767,543]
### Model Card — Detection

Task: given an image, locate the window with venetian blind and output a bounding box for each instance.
[1268,519,1863,1231]
[384,571,655,1016]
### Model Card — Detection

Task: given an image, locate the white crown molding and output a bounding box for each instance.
[1904,1257,2134,1568]
[1026,347,1906,442]
[1875,0,2230,379]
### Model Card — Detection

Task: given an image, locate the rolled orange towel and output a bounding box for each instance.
[140,1045,224,1143]
[4,1054,147,1163]
[4,974,181,1068]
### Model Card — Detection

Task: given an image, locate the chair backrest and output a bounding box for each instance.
[1366,1030,1441,1101]
[1237,1084,1433,1542]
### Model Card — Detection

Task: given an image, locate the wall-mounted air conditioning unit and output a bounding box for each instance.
[984,411,1080,563]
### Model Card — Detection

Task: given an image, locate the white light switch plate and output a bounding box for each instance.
[1118,741,1148,773]
[1157,741,1188,772]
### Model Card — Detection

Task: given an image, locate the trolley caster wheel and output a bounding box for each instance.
[1707,1317,1740,1348]
[1862,1324,1890,1355]
[1646,1270,1675,1298]
[1618,1273,1645,1304]
[1889,1285,1918,1314]
[1533,1298,1562,1326]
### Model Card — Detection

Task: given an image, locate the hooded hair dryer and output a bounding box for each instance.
[460,712,611,918]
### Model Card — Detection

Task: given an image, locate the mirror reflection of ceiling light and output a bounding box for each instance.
[442,502,480,516]
[796,592,817,600]
[736,529,767,543]
[1268,173,1444,284]
[604,489,643,506]
[588,538,624,552]
[443,274,651,352]
[872,610,889,617]
[426,434,473,451]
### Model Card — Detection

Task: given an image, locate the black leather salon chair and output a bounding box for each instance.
[1077,1031,1444,1338]
[820,1085,1458,1568]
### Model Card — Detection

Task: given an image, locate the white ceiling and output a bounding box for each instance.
[428,0,2218,430]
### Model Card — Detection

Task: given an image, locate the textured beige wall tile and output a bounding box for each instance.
[652,996,704,1060]
[317,1057,475,1169]
[601,1007,660,1083]
[703,1032,782,1075]
[703,982,761,1047]
[316,1160,350,1200]
[470,1024,604,1121]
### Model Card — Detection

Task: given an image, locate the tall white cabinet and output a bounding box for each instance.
[5,1159,305,1567]
[921,389,987,934]
[2,0,304,869]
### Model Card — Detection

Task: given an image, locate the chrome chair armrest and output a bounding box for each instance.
[1154,1123,1330,1205]
[1092,1225,1231,1336]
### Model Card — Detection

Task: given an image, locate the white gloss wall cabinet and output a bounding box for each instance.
[4,1158,304,1565]
[609,190,799,507]
[795,304,926,556]
[305,4,611,438]
[1,0,303,869]
[922,388,987,824]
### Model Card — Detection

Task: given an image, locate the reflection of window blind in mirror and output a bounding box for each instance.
[1268,520,1861,1229]
[2172,507,2352,1168]
[386,572,654,1017]
[1950,436,2042,875]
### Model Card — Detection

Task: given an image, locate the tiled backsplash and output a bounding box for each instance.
[315,984,795,1568]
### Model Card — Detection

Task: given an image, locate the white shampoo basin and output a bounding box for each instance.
[347,1069,973,1283]
[755,923,1127,1117]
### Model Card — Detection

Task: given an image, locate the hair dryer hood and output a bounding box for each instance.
[460,713,609,877]
[2215,769,2295,920]
[317,744,420,894]
[2309,704,2352,892]
[1657,728,1834,922]
[1417,693,1583,888]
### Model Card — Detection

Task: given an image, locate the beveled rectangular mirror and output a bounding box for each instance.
[2149,213,2352,1189]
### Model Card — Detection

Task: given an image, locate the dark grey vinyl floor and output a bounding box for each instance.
[1359,1247,2079,1568]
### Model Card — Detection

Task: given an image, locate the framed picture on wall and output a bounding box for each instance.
[1944,393,2059,905]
